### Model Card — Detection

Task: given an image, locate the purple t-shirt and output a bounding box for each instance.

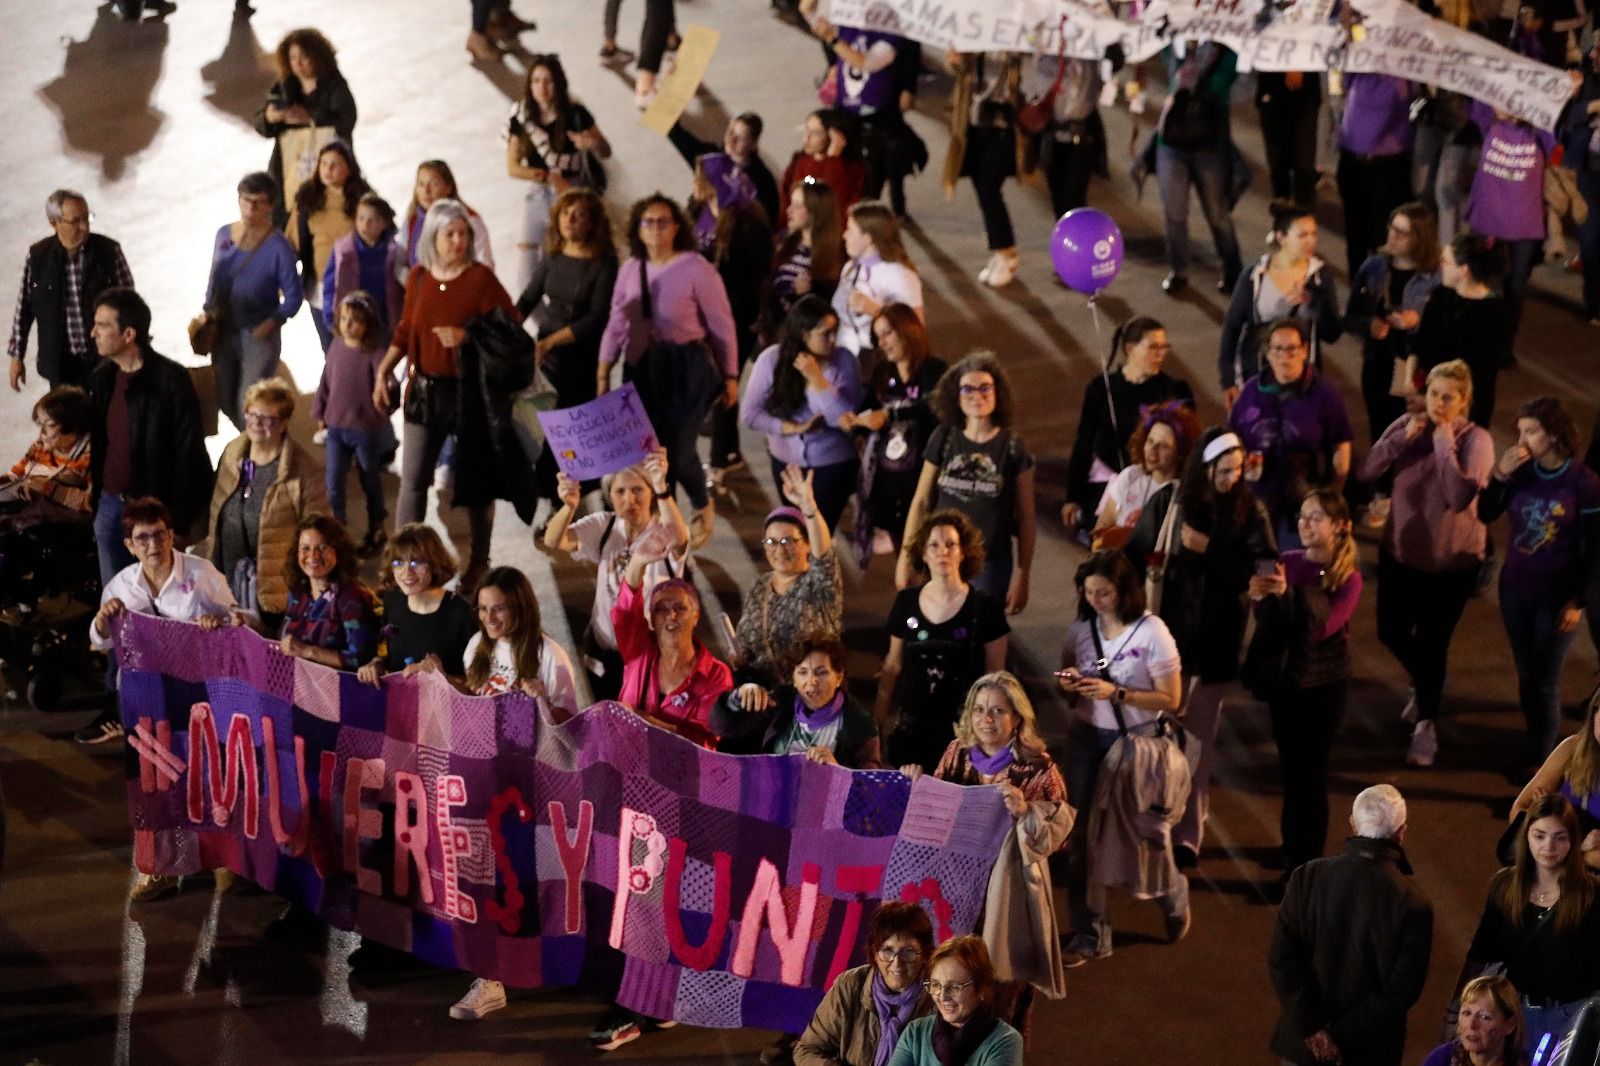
[1420,1043,1455,1066]
[1338,74,1415,157]
[835,30,899,114]
[1501,459,1600,591]
[1466,103,1555,241]
[1227,371,1354,516]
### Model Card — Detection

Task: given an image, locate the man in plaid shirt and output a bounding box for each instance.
[8,189,134,392]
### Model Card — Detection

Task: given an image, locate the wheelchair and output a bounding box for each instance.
[0,518,100,711]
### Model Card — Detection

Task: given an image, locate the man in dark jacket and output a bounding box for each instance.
[8,190,134,392]
[1269,784,1433,1066]
[77,288,214,746]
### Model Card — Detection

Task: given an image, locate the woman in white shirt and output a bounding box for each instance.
[1056,549,1185,967]
[832,201,923,354]
[449,565,579,1023]
[1090,401,1199,550]
[542,448,689,700]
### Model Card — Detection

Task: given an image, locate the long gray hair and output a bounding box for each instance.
[417,198,476,269]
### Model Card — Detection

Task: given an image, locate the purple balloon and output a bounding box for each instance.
[1050,208,1124,295]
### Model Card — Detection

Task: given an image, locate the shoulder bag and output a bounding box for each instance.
[631,257,722,429]
[189,235,267,357]
[1090,616,1201,776]
[1144,489,1182,615]
[1017,17,1070,136]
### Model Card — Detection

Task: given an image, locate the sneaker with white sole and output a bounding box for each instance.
[983,254,1019,289]
[449,978,507,1020]
[76,716,125,746]
[978,253,998,285]
[1406,720,1437,767]
[590,1018,642,1051]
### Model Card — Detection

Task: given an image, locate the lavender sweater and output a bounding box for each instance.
[1359,414,1494,572]
[598,253,738,376]
[313,338,391,433]
[739,343,864,468]
[206,225,303,330]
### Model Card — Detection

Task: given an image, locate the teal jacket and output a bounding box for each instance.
[885,1016,1024,1066]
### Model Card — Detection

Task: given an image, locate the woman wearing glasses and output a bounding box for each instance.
[1343,202,1440,444]
[885,935,1023,1066]
[794,901,934,1066]
[740,296,864,531]
[201,378,327,630]
[356,524,476,687]
[902,672,1071,1032]
[733,465,843,687]
[897,352,1035,614]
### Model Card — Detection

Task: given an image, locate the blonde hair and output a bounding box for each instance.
[953,671,1048,762]
[847,201,915,270]
[1458,974,1523,1061]
[243,377,296,419]
[1426,359,1474,408]
[1569,692,1600,804]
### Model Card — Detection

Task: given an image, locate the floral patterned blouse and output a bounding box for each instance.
[734,548,843,684]
[281,581,379,670]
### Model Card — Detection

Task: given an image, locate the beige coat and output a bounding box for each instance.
[794,964,929,1066]
[982,800,1075,999]
[1086,731,1191,901]
[200,433,327,614]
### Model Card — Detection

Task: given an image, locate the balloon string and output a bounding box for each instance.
[1088,292,1121,446]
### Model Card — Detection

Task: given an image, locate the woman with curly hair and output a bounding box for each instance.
[877,509,1010,773]
[1089,401,1200,550]
[253,28,357,227]
[897,352,1035,613]
[1479,396,1600,768]
[286,140,370,350]
[276,514,378,671]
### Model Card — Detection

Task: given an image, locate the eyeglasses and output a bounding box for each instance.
[924,979,974,999]
[958,383,995,397]
[762,536,803,548]
[876,947,922,964]
[244,412,283,427]
[639,217,676,229]
[390,558,429,571]
[130,529,171,547]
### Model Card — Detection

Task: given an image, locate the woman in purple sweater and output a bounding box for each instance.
[1358,359,1494,769]
[739,295,864,530]
[599,194,738,548]
[1247,487,1363,877]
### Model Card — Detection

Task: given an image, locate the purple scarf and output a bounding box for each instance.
[931,1011,999,1066]
[871,972,923,1066]
[967,744,1015,777]
[794,690,846,732]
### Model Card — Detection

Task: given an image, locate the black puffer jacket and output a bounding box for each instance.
[455,307,538,523]
[1269,836,1434,1066]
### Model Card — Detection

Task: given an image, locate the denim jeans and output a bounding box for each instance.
[516,182,556,294]
[1523,999,1585,1061]
[1063,721,1188,952]
[1155,144,1242,282]
[311,303,334,352]
[214,324,282,432]
[325,426,388,532]
[93,492,134,587]
[1501,580,1580,764]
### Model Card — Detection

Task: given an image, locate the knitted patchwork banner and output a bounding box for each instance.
[114,614,1009,1031]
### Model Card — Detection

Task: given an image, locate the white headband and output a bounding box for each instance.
[1202,432,1243,464]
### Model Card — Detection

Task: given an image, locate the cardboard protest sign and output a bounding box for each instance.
[535,383,658,481]
[116,615,1010,1032]
[640,25,720,136]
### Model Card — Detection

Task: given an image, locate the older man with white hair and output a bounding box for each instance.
[8,189,134,392]
[1268,784,1435,1066]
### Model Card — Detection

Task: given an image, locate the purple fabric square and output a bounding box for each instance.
[696,748,741,810]
[335,725,385,765]
[740,756,802,826]
[617,956,680,1020]
[539,934,585,985]
[497,692,536,753]
[843,772,910,838]
[451,692,498,759]
[741,979,825,1035]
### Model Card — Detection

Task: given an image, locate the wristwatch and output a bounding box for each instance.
[1115,687,1128,704]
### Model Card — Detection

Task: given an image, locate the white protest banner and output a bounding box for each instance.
[826,0,1574,129]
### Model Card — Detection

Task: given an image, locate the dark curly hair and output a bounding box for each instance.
[932,351,1015,429]
[274,28,340,82]
[285,514,362,595]
[764,295,839,420]
[625,193,696,261]
[1516,396,1579,461]
[906,508,986,581]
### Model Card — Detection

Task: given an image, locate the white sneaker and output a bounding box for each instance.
[1406,720,1437,768]
[449,978,507,1020]
[978,253,998,285]
[983,254,1018,289]
[1399,690,1418,725]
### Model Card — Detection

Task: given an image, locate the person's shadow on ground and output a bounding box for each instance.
[37,3,169,181]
